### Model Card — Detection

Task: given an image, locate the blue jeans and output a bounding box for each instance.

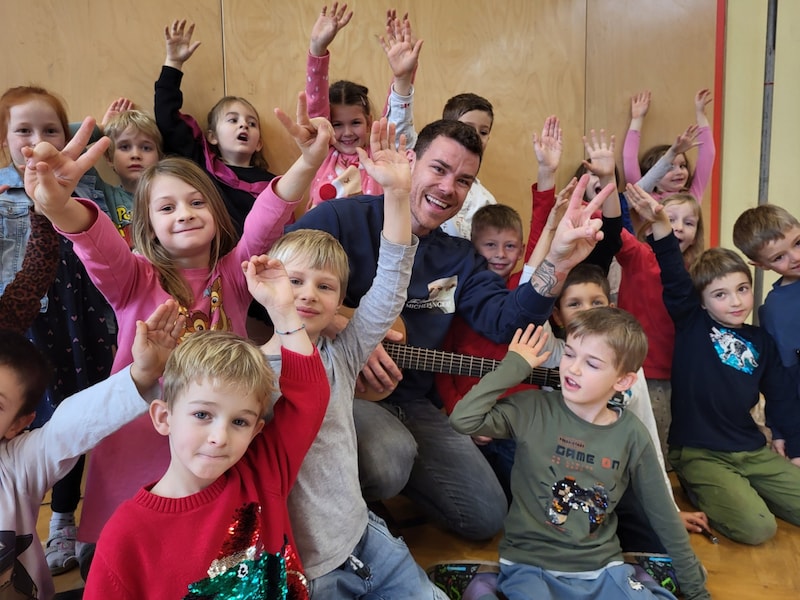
[308,512,446,599]
[353,397,507,540]
[478,438,516,504]
[497,562,676,600]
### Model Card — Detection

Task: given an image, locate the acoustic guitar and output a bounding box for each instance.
[341,307,560,401]
[356,341,561,401]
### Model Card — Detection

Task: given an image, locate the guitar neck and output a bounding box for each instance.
[383,342,560,389]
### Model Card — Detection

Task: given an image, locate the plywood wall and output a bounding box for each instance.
[1,0,716,239]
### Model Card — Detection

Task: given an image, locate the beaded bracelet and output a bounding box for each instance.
[275,323,306,336]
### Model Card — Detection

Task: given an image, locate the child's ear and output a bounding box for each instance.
[3,412,36,440]
[551,306,565,328]
[748,258,767,270]
[613,371,638,393]
[206,129,219,146]
[251,419,265,439]
[149,400,171,437]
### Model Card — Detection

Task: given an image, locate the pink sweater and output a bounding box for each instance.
[61,179,299,542]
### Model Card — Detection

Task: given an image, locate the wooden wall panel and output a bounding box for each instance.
[586,0,717,237]
[223,0,587,226]
[1,1,716,236]
[0,0,224,182]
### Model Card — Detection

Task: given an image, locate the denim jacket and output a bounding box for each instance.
[0,164,110,306]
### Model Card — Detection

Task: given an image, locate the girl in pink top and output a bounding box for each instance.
[22,96,334,546]
[623,89,716,203]
[305,4,422,209]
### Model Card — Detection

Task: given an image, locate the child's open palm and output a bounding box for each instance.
[130,299,185,389]
[630,90,651,119]
[508,324,551,369]
[356,118,410,192]
[380,13,423,81]
[165,20,201,67]
[625,183,663,224]
[310,3,353,56]
[582,129,615,179]
[532,115,563,172]
[23,118,110,216]
[672,124,701,155]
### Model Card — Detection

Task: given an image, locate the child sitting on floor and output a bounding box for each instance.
[0,300,182,599]
[85,283,330,597]
[450,312,710,600]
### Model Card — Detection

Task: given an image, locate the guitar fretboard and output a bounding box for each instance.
[383,342,560,389]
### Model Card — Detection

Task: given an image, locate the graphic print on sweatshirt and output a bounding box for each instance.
[709,326,759,374]
[406,275,457,314]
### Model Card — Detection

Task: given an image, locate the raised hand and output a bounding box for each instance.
[630,90,651,120]
[581,129,615,180]
[508,324,551,369]
[101,97,134,129]
[544,178,575,232]
[532,115,563,174]
[546,174,610,266]
[672,124,701,155]
[23,117,110,216]
[695,88,712,115]
[310,3,353,56]
[694,88,712,127]
[164,20,201,69]
[242,255,296,314]
[625,183,664,224]
[275,92,334,168]
[356,118,410,192]
[130,299,185,392]
[379,12,423,84]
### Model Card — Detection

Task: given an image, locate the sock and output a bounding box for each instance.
[49,511,75,536]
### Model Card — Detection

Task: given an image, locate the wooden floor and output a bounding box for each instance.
[41,473,800,598]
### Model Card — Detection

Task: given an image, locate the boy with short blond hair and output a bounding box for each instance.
[733,204,800,392]
[450,311,710,600]
[0,301,181,600]
[85,281,330,597]
[629,186,800,547]
[253,118,446,598]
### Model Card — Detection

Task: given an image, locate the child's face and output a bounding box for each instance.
[4,98,66,168]
[458,110,492,151]
[0,365,36,440]
[554,283,610,328]
[656,153,689,193]
[207,100,263,166]
[152,378,264,494]
[148,175,217,269]
[330,104,371,155]
[560,334,633,410]
[111,127,160,193]
[473,226,522,280]
[701,272,754,328]
[584,173,602,201]
[664,201,699,254]
[283,256,343,342]
[753,224,800,281]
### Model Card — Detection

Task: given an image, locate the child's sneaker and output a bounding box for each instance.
[45,525,79,575]
[623,552,680,595]
[427,561,500,600]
